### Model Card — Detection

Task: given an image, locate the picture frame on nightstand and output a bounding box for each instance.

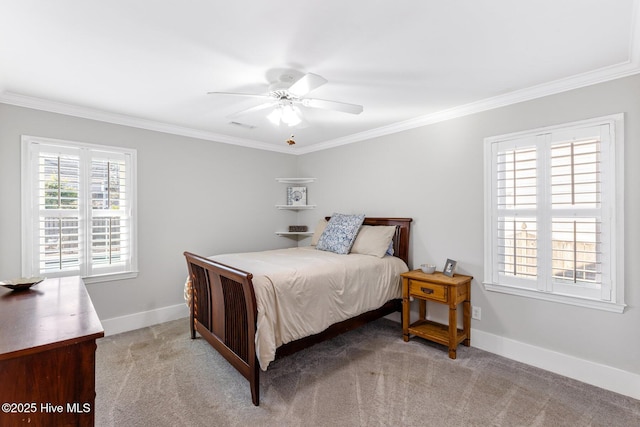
[443,259,457,277]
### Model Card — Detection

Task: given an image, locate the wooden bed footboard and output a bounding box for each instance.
[183,252,260,405]
[184,217,412,406]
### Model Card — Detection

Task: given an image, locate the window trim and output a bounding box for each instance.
[21,135,138,284]
[483,114,625,313]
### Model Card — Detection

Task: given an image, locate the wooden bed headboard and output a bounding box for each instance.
[324,216,413,266]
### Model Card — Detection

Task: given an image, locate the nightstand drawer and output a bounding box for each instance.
[409,280,447,302]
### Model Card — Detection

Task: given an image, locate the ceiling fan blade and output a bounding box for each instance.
[227,101,278,119]
[287,73,328,98]
[301,98,363,114]
[207,91,271,100]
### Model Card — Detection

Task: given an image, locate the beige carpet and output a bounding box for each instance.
[95,317,640,426]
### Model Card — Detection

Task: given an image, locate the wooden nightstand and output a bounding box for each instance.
[401,270,473,359]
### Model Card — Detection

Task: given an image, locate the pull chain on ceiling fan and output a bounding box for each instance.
[208,73,363,127]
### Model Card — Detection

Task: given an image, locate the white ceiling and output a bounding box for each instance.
[1,0,639,154]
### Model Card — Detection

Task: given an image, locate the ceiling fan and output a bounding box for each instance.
[208,73,363,127]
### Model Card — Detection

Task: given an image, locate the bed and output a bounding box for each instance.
[184,216,412,406]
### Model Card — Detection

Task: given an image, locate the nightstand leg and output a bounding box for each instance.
[448,306,457,359]
[402,297,410,342]
[463,299,471,347]
[402,278,410,342]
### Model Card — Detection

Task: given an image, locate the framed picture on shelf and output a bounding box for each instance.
[287,186,307,206]
[443,259,457,277]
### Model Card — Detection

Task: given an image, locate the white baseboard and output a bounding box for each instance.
[388,312,639,400]
[472,328,640,400]
[100,303,189,337]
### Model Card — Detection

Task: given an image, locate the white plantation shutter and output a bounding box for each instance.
[546,126,611,301]
[22,136,137,282]
[549,137,605,299]
[495,144,538,288]
[37,149,82,274]
[90,153,132,274]
[484,115,624,312]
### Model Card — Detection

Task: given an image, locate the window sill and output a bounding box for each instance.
[483,282,626,313]
[82,271,139,284]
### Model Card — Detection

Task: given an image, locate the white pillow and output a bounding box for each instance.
[310,218,328,246]
[350,225,397,258]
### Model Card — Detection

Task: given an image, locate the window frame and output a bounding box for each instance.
[21,135,138,284]
[483,114,625,313]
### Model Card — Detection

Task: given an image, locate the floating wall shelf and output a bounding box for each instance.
[275,178,316,184]
[275,204,317,210]
[275,177,316,237]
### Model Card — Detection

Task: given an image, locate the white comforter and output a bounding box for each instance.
[187,246,408,370]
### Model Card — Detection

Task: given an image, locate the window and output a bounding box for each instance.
[483,114,624,312]
[22,136,138,283]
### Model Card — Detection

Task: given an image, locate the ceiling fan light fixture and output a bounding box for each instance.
[267,107,282,125]
[281,104,301,126]
[267,104,301,127]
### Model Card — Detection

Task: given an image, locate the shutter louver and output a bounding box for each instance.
[550,140,601,208]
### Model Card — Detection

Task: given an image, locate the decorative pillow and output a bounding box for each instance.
[386,241,395,256]
[350,225,397,258]
[316,213,365,254]
[310,218,328,246]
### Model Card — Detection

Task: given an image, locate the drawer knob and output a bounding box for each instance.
[421,287,434,294]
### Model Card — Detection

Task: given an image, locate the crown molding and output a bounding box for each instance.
[2,59,639,157]
[632,0,640,64]
[0,92,294,154]
[297,59,640,154]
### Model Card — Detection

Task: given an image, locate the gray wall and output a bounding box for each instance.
[297,74,640,376]
[1,73,637,383]
[0,104,297,320]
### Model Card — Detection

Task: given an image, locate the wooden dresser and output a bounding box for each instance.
[0,277,104,426]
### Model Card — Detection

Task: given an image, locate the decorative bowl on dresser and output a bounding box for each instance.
[0,277,44,291]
